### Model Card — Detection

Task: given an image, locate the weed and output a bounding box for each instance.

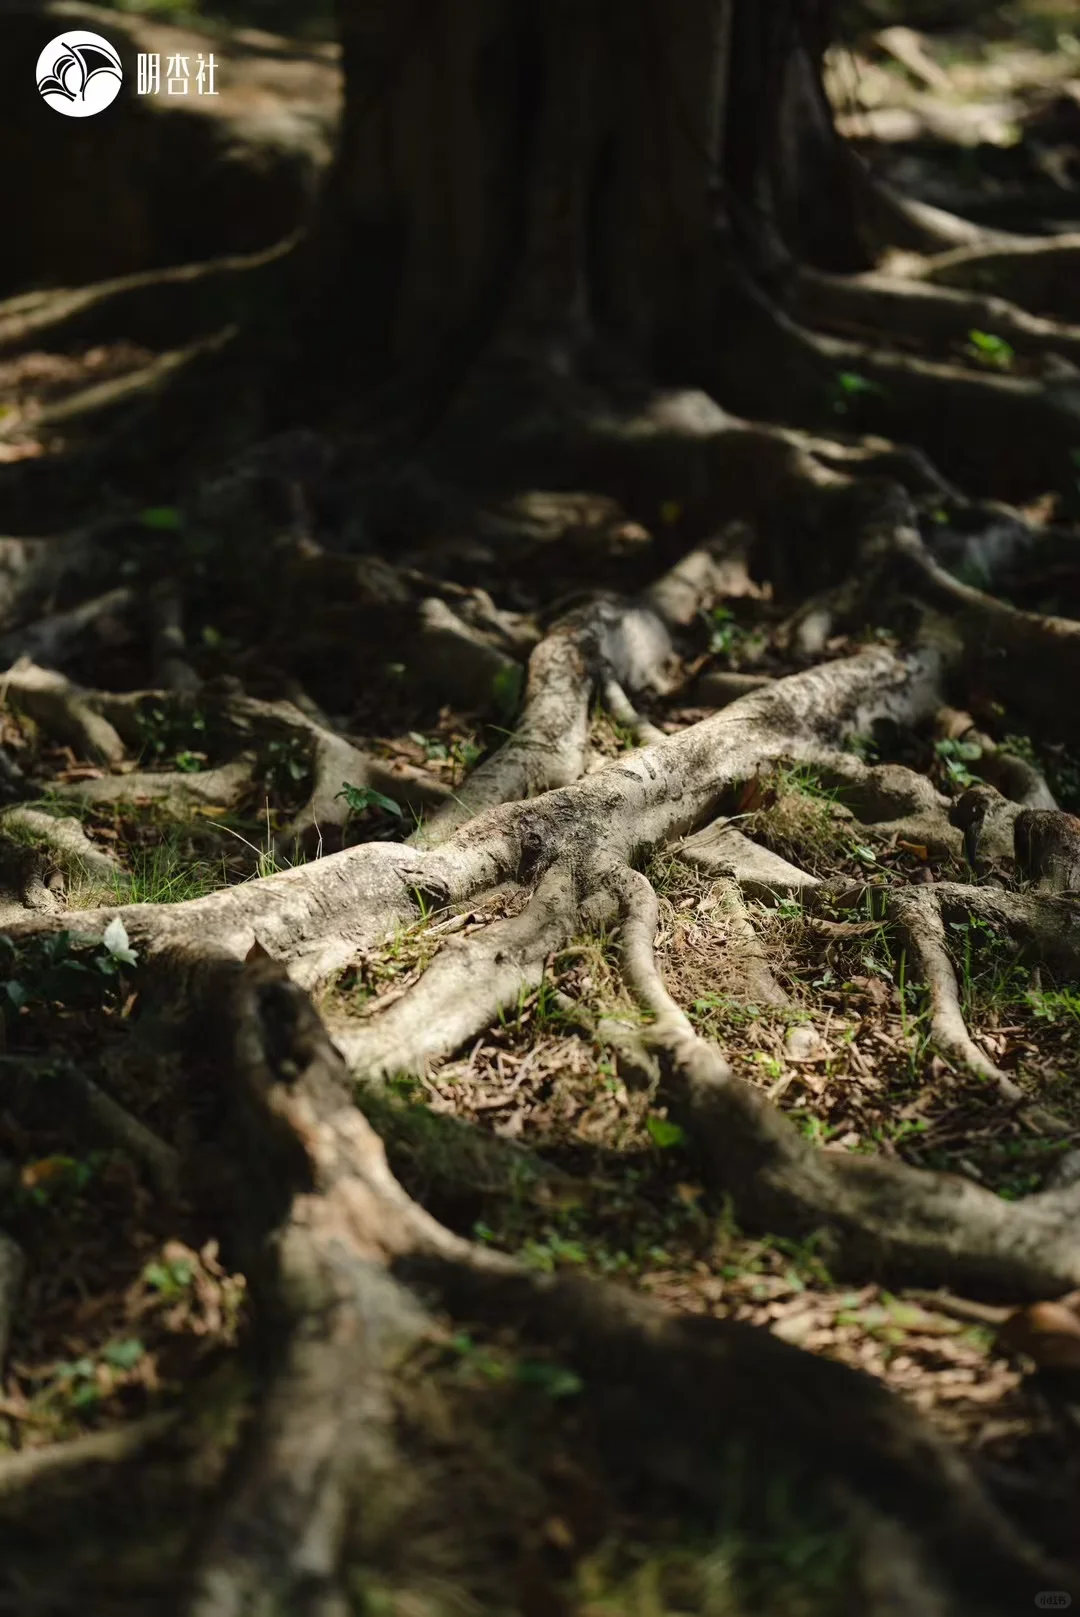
[843,733,879,765]
[828,369,886,416]
[0,924,138,1031]
[263,737,310,795]
[934,736,982,789]
[134,700,208,766]
[966,329,1014,370]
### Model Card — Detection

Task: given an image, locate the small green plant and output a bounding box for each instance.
[336,783,403,819]
[6,1152,106,1211]
[646,1115,687,1149]
[709,604,739,656]
[522,1234,589,1272]
[828,370,886,415]
[0,922,138,1029]
[1025,986,1080,1023]
[492,664,524,721]
[135,701,207,763]
[843,733,879,765]
[934,736,982,788]
[263,737,309,793]
[966,329,1014,370]
[143,1253,195,1298]
[138,505,183,531]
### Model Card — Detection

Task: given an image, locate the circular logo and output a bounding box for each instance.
[36,31,123,118]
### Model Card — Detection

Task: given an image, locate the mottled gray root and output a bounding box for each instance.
[187,960,498,1617]
[418,532,745,843]
[191,959,1062,1614]
[615,869,1080,1299]
[0,589,135,672]
[2,659,127,764]
[10,647,934,992]
[886,887,1022,1096]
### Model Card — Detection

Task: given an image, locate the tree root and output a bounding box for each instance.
[0,587,135,671]
[217,690,450,856]
[186,957,489,1615]
[50,756,258,813]
[2,659,127,764]
[0,805,133,896]
[419,532,742,842]
[894,517,1080,742]
[189,955,1067,1611]
[615,868,1080,1297]
[0,1413,179,1506]
[914,232,1080,325]
[790,266,1080,371]
[886,885,1028,1104]
[6,488,1080,1604]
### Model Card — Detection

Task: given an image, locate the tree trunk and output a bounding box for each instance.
[306,0,862,394]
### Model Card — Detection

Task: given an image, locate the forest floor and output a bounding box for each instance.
[3,8,1080,1617]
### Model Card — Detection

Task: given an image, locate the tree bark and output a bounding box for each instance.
[307,0,860,392]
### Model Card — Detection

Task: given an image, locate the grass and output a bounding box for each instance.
[70,839,227,908]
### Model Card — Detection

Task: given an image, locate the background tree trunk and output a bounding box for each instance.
[307,0,863,396]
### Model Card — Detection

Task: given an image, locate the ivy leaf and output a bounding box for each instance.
[102,916,139,967]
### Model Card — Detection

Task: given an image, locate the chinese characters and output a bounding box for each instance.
[136,53,218,97]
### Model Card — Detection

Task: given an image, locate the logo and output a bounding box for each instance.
[37,32,123,117]
[1036,1597,1073,1611]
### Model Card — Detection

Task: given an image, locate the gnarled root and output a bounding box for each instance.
[191,957,1065,1612]
[615,868,1080,1298]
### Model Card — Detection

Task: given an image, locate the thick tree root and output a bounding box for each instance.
[913,233,1080,324]
[187,957,1067,1612]
[419,532,741,842]
[615,869,1080,1297]
[791,265,1080,369]
[7,491,1080,1607]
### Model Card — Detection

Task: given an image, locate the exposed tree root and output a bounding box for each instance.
[0,805,133,895]
[419,533,741,842]
[0,1413,178,1505]
[791,265,1080,370]
[887,885,1029,1102]
[615,868,1080,1298]
[17,618,1077,1308]
[183,956,1067,1611]
[8,378,1080,1608]
[913,232,1080,324]
[894,516,1080,741]
[3,659,127,765]
[0,587,134,671]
